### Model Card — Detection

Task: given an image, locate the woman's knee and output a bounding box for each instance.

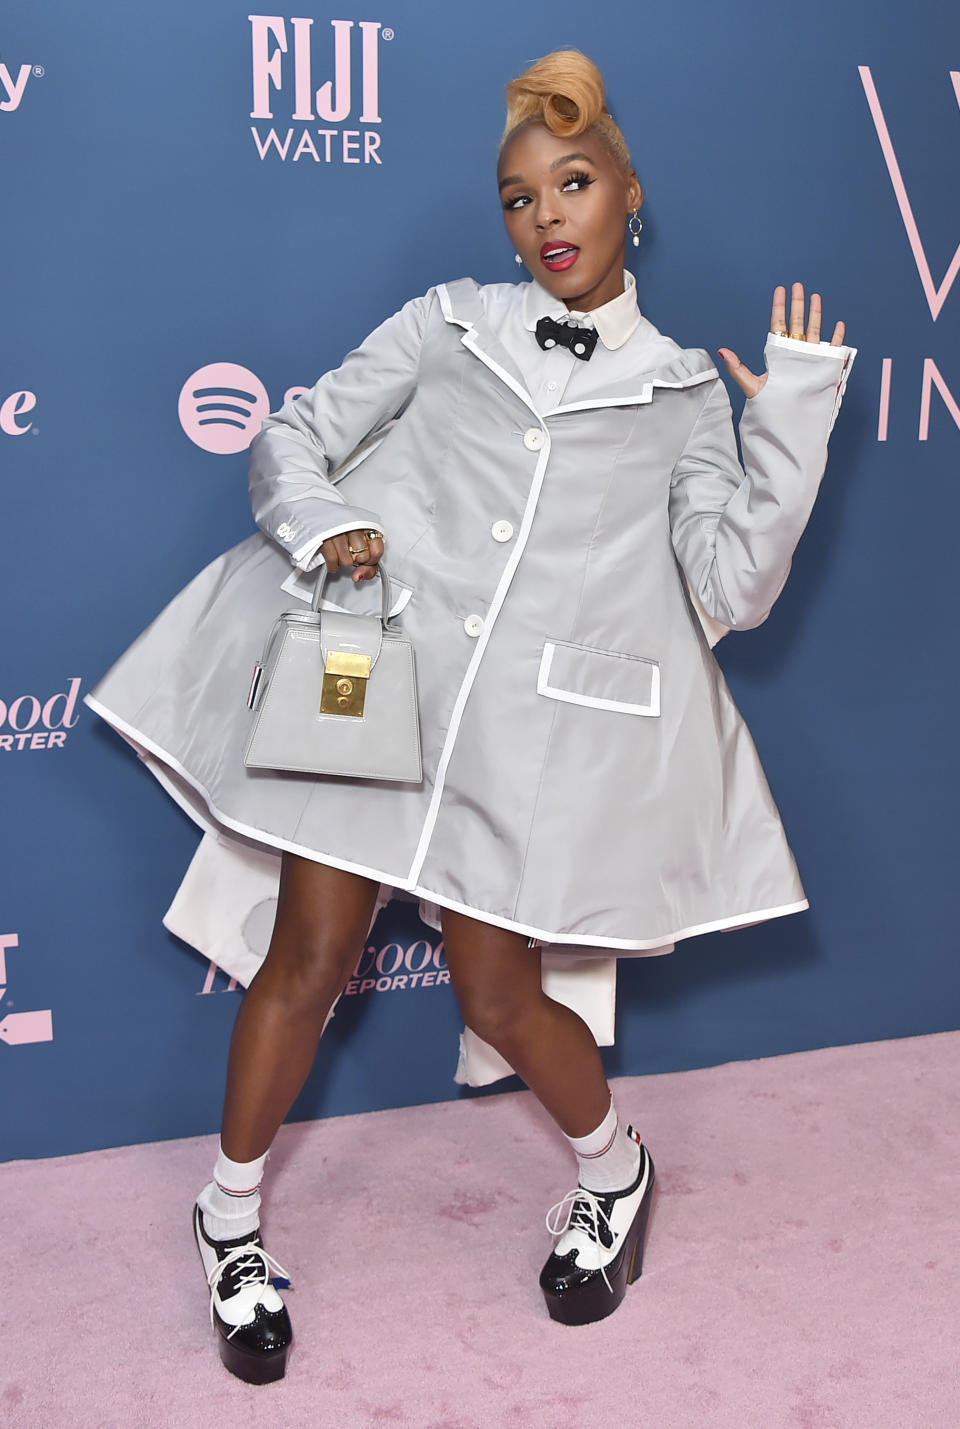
[255,914,362,1014]
[442,909,544,1051]
[253,855,377,1012]
[461,990,541,1052]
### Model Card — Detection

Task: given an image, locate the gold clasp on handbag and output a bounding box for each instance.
[320,650,371,716]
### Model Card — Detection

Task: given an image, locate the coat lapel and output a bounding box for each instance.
[462,314,540,415]
[437,281,540,416]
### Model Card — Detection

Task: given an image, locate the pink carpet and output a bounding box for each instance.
[4,1030,959,1428]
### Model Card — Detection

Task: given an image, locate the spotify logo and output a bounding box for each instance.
[178,362,270,454]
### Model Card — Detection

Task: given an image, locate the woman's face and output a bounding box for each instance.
[498,122,642,311]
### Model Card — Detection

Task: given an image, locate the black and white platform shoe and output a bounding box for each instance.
[193,1204,293,1383]
[539,1136,655,1326]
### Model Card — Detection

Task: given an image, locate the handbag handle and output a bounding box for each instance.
[311,559,393,628]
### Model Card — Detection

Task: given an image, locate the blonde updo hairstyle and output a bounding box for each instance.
[500,49,633,175]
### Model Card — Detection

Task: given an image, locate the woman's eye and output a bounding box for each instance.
[501,173,592,209]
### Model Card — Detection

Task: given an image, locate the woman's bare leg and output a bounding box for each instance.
[441,909,653,1329]
[220,853,380,1162]
[440,908,610,1137]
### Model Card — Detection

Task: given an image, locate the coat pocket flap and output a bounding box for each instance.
[537,641,660,717]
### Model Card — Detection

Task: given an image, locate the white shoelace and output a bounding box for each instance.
[206,1243,293,1339]
[545,1188,615,1293]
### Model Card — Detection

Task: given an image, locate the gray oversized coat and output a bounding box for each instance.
[87,277,856,980]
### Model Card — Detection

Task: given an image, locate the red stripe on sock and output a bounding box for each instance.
[578,1126,619,1158]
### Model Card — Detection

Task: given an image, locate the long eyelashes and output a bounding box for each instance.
[502,171,596,211]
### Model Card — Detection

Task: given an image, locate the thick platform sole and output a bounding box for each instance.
[193,1205,292,1385]
[216,1330,289,1385]
[542,1157,656,1327]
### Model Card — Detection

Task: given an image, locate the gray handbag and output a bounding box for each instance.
[243,562,422,781]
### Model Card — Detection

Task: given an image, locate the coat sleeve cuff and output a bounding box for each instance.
[264,502,385,570]
[764,332,858,436]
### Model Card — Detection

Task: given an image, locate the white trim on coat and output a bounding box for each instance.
[543,367,718,417]
[82,693,416,891]
[536,640,661,717]
[84,695,810,952]
[404,331,553,885]
[649,369,721,387]
[86,683,812,952]
[436,283,468,328]
[460,329,542,420]
[544,393,653,415]
[405,883,810,951]
[766,333,852,358]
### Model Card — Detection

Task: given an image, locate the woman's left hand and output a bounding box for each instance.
[718,282,847,398]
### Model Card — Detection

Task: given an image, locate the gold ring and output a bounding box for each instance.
[347,545,369,556]
[365,529,384,540]
[788,332,807,341]
[772,328,789,337]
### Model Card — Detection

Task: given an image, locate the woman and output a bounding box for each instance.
[86,50,855,1381]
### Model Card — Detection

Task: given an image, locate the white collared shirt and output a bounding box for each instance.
[503,269,643,411]
[522,267,643,350]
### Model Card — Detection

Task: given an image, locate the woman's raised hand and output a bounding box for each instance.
[319,528,385,581]
[718,282,847,398]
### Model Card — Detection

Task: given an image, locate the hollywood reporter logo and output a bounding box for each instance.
[345,936,449,997]
[0,677,81,752]
[0,935,53,1047]
[199,931,449,998]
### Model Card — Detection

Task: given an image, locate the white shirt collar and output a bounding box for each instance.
[521,269,642,350]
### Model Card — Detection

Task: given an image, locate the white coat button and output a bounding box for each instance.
[276,522,294,541]
[463,614,484,637]
[523,427,545,451]
[491,520,514,543]
[546,380,559,393]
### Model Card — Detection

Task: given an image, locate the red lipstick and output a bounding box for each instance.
[540,242,579,272]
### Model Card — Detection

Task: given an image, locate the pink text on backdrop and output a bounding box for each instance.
[0,391,37,434]
[0,678,82,751]
[860,66,960,322]
[0,63,34,112]
[249,16,386,164]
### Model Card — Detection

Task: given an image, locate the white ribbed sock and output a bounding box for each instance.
[565,1097,642,1194]
[195,1144,267,1241]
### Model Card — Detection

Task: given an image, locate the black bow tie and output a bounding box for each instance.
[534,316,599,361]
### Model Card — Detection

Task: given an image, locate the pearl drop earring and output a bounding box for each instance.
[628,211,643,247]
[515,253,523,266]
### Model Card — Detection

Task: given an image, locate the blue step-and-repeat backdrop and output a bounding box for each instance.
[2,1,958,1159]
